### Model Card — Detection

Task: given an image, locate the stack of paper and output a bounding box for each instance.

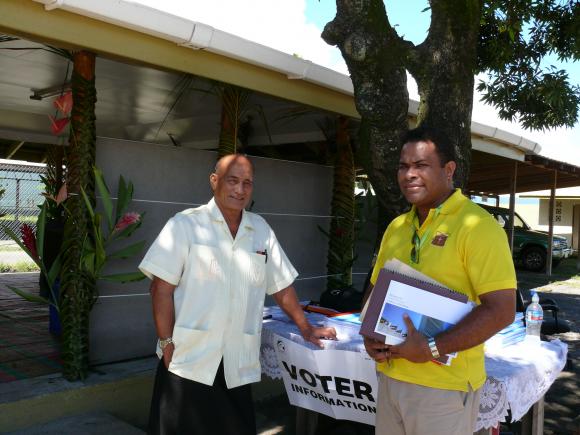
[360,259,474,366]
[485,312,526,351]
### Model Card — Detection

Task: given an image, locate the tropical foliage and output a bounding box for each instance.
[59,50,97,381]
[157,74,271,157]
[324,117,356,290]
[1,168,146,309]
[1,205,63,309]
[78,167,146,285]
[322,0,580,235]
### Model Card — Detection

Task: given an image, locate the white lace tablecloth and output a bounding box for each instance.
[260,309,568,431]
[477,338,567,430]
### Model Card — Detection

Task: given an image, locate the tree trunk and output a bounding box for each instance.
[324,0,484,239]
[60,50,97,381]
[326,116,355,290]
[322,0,411,241]
[409,1,481,188]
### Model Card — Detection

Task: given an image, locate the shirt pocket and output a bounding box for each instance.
[170,325,218,367]
[248,252,267,288]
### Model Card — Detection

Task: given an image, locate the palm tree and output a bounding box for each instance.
[60,50,97,381]
[216,84,251,158]
[156,75,268,159]
[326,116,355,291]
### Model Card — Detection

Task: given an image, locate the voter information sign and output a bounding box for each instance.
[274,335,378,425]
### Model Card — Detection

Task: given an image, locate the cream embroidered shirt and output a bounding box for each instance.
[139,198,298,388]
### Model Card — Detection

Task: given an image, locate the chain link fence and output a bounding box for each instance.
[0,161,46,241]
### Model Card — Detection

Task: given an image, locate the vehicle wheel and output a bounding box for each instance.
[522,247,546,272]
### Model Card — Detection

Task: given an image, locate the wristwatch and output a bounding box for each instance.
[427,337,440,359]
[159,337,173,350]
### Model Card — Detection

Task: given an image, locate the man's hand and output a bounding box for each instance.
[162,343,174,369]
[273,285,337,348]
[389,314,432,363]
[363,336,390,363]
[300,325,337,348]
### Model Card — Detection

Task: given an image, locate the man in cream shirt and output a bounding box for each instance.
[140,154,336,435]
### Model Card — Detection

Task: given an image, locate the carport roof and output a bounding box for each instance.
[468,151,580,195]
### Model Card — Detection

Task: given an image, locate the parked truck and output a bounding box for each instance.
[480,204,572,272]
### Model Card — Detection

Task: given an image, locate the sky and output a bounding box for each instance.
[131,0,579,166]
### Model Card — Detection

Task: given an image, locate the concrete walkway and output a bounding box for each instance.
[517,262,580,434]
[1,260,579,434]
[6,412,145,435]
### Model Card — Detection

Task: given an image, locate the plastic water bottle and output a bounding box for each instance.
[525,292,543,339]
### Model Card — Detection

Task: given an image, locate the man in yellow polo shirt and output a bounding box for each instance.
[363,126,516,435]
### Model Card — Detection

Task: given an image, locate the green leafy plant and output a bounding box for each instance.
[78,167,146,284]
[1,167,146,310]
[156,75,272,156]
[1,205,63,309]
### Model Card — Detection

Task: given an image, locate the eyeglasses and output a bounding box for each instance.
[410,229,420,264]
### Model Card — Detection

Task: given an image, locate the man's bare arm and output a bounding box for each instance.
[150,276,177,368]
[272,285,337,347]
[390,288,515,363]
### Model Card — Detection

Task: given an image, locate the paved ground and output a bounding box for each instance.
[257,260,580,435]
[516,259,580,435]
[7,412,145,435]
[0,273,60,382]
[1,259,579,434]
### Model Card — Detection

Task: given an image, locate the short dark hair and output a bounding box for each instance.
[402,126,455,165]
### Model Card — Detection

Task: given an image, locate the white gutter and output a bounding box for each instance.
[33,0,353,94]
[407,101,541,156]
[33,0,542,157]
[470,120,542,155]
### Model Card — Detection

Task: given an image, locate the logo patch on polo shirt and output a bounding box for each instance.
[431,232,449,247]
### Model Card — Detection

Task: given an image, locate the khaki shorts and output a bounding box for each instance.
[376,374,481,435]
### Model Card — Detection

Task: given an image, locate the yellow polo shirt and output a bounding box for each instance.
[370,189,516,391]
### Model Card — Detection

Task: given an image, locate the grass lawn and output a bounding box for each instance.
[0,261,39,273]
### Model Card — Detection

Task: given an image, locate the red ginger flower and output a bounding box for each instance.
[42,183,68,205]
[48,115,70,136]
[53,91,73,116]
[55,183,68,205]
[21,224,38,261]
[114,212,141,232]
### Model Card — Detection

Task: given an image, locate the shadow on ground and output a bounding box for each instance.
[517,258,580,435]
[256,259,580,435]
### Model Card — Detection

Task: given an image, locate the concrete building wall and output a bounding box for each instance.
[539,199,577,227]
[513,201,574,244]
[537,199,580,244]
[90,138,335,364]
[514,203,540,229]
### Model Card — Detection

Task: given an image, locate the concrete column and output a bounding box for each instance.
[546,171,557,276]
[508,162,518,253]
